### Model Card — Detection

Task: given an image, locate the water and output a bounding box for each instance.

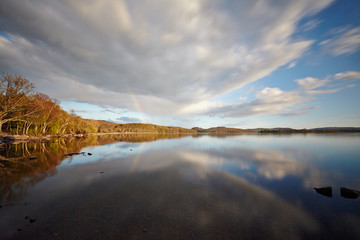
[1,133,360,239]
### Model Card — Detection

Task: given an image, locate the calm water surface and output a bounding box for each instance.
[1,133,360,239]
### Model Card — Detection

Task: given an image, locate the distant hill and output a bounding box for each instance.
[192,127,255,133]
[89,121,197,134]
[310,127,360,131]
[257,127,360,133]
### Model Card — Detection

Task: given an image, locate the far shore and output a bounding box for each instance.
[2,128,360,144]
[0,132,197,144]
[0,132,105,144]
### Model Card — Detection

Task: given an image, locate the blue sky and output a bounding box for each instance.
[1,0,359,128]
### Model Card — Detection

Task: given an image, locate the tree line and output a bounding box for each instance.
[0,73,97,135]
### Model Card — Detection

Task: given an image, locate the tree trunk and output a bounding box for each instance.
[25,122,32,135]
[22,121,27,135]
[42,124,48,134]
[34,125,38,136]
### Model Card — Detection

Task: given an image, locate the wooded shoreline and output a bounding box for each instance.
[2,128,360,144]
[2,73,359,141]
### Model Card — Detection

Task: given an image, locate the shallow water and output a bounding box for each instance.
[1,133,360,239]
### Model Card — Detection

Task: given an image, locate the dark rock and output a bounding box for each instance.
[88,153,92,155]
[99,171,104,174]
[340,187,360,199]
[25,216,29,219]
[17,229,22,231]
[142,228,149,233]
[314,186,332,198]
[64,152,85,157]
[30,219,36,223]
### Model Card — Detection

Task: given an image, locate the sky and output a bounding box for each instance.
[0,0,359,129]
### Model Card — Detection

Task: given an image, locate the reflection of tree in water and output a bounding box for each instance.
[0,134,190,202]
[103,133,193,143]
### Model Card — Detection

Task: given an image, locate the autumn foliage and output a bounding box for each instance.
[1,73,196,136]
[0,73,97,135]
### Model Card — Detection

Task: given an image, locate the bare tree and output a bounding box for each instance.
[0,73,35,132]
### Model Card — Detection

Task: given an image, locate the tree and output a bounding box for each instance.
[1,73,100,136]
[33,93,61,134]
[0,73,35,132]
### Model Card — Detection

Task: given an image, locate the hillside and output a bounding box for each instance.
[192,127,255,134]
[95,122,197,134]
[257,127,360,133]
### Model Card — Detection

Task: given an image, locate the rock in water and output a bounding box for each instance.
[314,186,332,198]
[340,187,360,199]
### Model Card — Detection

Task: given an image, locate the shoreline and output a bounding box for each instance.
[0,132,197,144]
[2,130,359,144]
[0,133,106,144]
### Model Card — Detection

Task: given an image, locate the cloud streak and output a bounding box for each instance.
[334,71,360,80]
[0,0,333,117]
[321,26,360,56]
[191,71,356,118]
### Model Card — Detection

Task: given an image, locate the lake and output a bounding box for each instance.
[1,133,360,239]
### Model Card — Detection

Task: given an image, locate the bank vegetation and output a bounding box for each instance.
[0,73,195,137]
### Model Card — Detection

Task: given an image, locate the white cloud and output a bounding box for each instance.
[301,19,322,32]
[192,70,354,118]
[0,0,333,116]
[334,71,360,80]
[197,87,305,118]
[306,89,340,95]
[287,61,297,69]
[295,77,328,89]
[321,26,360,55]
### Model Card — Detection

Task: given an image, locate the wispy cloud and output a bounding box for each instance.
[195,87,305,118]
[301,19,322,32]
[189,70,357,118]
[295,77,328,90]
[320,26,360,55]
[334,71,360,80]
[0,0,333,116]
[305,89,340,95]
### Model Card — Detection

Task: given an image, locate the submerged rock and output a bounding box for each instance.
[64,152,88,157]
[340,187,360,199]
[314,186,332,198]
